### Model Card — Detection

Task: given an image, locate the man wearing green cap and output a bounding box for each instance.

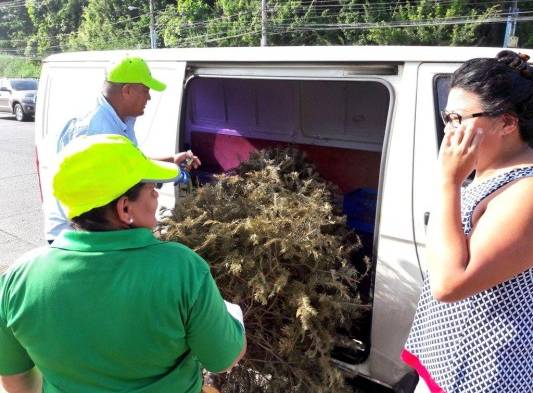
[43,56,201,243]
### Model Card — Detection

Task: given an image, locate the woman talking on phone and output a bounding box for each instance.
[403,50,533,392]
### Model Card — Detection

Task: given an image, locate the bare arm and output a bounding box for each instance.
[1,368,42,393]
[426,124,533,302]
[426,178,469,301]
[454,179,532,298]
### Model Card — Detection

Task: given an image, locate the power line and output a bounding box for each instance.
[269,0,515,12]
[270,12,533,32]
[308,0,531,6]
[0,0,29,10]
[266,7,533,23]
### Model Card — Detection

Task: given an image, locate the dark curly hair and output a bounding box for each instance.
[451,50,533,147]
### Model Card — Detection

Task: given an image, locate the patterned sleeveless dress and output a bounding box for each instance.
[402,166,533,393]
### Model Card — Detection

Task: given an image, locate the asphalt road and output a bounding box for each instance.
[0,114,45,270]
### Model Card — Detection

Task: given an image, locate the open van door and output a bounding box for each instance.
[412,63,460,275]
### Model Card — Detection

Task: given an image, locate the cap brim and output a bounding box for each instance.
[144,77,166,92]
[141,159,179,183]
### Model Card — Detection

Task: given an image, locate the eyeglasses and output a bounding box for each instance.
[440,110,501,128]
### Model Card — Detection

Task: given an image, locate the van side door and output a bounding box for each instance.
[412,63,459,274]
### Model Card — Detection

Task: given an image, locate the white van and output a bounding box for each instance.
[35,46,528,393]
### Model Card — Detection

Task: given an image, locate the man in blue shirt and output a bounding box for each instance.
[44,56,200,242]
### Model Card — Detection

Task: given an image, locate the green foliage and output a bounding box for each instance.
[3,0,533,55]
[267,0,345,46]
[159,0,261,48]
[67,0,151,50]
[0,2,34,57]
[156,0,518,48]
[358,0,500,46]
[26,0,88,56]
[516,1,533,48]
[160,148,369,393]
[0,55,40,78]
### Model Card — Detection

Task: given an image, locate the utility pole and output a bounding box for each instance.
[503,0,519,48]
[261,0,267,46]
[149,0,157,49]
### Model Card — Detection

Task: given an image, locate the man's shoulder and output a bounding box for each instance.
[57,107,122,149]
[77,104,120,133]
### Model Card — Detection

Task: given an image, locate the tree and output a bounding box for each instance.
[0,1,35,57]
[26,0,88,56]
[357,0,500,46]
[158,0,216,48]
[158,0,508,49]
[67,0,152,51]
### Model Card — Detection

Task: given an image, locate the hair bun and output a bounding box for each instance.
[496,50,533,79]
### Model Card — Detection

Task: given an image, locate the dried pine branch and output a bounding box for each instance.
[159,148,370,393]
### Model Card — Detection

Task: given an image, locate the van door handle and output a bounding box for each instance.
[424,212,430,227]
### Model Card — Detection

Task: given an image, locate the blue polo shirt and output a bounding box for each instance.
[43,94,137,241]
[0,229,245,393]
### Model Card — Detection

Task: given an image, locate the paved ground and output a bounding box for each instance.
[0,114,45,270]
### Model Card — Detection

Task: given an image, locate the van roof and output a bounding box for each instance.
[44,46,532,64]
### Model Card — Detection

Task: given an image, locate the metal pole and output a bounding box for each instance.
[510,0,518,37]
[149,0,157,49]
[503,0,518,48]
[261,0,267,46]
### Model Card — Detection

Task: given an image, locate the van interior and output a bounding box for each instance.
[181,76,391,364]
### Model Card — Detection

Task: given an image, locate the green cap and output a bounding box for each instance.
[107,56,166,92]
[53,134,179,219]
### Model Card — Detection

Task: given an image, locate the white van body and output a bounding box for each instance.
[35,46,530,392]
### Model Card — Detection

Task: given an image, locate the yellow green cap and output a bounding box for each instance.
[53,134,179,219]
[107,56,166,92]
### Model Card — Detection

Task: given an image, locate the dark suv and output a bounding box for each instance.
[0,78,38,121]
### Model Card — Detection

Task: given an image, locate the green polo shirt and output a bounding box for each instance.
[0,228,244,393]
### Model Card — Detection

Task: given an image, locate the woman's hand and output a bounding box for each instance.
[438,123,484,185]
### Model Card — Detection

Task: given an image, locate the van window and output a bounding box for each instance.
[11,79,38,91]
[300,80,389,145]
[434,74,451,148]
[186,77,390,151]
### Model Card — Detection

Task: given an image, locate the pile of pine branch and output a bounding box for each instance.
[160,148,370,393]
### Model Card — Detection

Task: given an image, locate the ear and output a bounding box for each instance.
[121,84,133,99]
[114,196,131,226]
[500,113,520,136]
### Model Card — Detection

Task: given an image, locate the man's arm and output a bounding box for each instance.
[151,150,201,170]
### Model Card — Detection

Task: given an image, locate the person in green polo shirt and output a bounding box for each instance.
[0,134,246,393]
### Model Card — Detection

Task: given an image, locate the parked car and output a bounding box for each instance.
[0,78,38,121]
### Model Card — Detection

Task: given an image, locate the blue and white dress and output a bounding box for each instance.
[403,166,533,393]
